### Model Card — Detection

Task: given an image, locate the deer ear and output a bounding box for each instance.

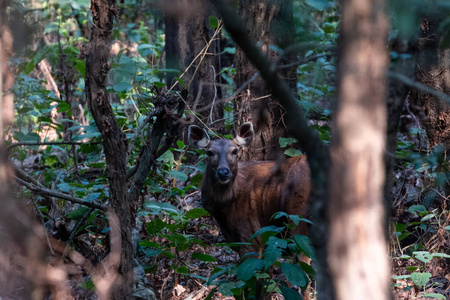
[234,122,254,147]
[188,125,210,149]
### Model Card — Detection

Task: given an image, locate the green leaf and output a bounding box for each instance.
[264,245,282,270]
[138,240,159,248]
[305,0,332,10]
[85,192,101,202]
[413,251,433,263]
[236,258,264,281]
[284,148,303,157]
[176,266,189,274]
[281,263,308,288]
[420,213,435,222]
[167,171,188,182]
[294,235,315,259]
[407,205,426,217]
[66,207,88,220]
[280,286,302,300]
[410,272,431,288]
[422,293,446,299]
[185,208,209,219]
[190,173,203,188]
[391,275,410,280]
[58,183,71,193]
[431,253,450,259]
[192,253,217,262]
[250,225,284,241]
[209,16,219,29]
[113,81,133,92]
[144,201,180,215]
[279,137,297,147]
[143,248,163,257]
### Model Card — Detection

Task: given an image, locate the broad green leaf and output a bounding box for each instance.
[407,205,426,216]
[176,266,189,274]
[85,192,101,202]
[280,286,302,300]
[410,272,431,288]
[391,274,410,280]
[167,171,188,182]
[420,213,435,222]
[58,183,71,193]
[144,201,180,215]
[66,207,88,220]
[113,82,133,92]
[185,208,209,219]
[236,258,264,281]
[209,16,219,29]
[190,173,203,188]
[305,0,333,10]
[294,235,315,259]
[431,253,450,259]
[250,225,284,241]
[138,240,159,248]
[423,293,446,299]
[192,253,216,262]
[413,251,433,263]
[279,137,297,147]
[281,263,308,288]
[284,148,303,157]
[264,245,282,270]
[143,248,163,257]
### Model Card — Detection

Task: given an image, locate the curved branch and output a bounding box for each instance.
[15,177,106,210]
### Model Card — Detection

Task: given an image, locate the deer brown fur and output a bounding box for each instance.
[188,122,311,256]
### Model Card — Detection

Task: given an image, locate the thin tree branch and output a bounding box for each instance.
[6,141,100,153]
[388,71,450,105]
[15,177,106,210]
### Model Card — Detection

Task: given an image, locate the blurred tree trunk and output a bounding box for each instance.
[234,0,297,160]
[85,0,133,298]
[164,0,222,125]
[410,9,450,198]
[385,40,416,226]
[328,0,391,299]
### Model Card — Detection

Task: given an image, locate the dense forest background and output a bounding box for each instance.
[1,0,450,299]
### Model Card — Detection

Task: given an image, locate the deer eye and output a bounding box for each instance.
[232,148,238,155]
[206,150,214,157]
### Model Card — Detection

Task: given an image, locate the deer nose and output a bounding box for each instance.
[216,167,231,183]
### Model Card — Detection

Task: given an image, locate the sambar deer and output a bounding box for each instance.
[188,122,311,256]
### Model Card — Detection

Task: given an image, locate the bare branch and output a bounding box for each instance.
[15,177,106,210]
[388,71,450,105]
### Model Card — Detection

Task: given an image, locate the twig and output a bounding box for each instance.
[209,65,218,124]
[6,141,100,153]
[126,108,161,162]
[15,177,105,210]
[388,71,450,105]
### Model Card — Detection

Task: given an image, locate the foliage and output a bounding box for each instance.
[204,214,314,299]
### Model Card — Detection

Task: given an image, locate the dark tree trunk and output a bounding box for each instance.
[85,0,133,298]
[410,9,450,198]
[234,0,297,160]
[328,0,391,299]
[164,0,222,124]
[385,40,416,227]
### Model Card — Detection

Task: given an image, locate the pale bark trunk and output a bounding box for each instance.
[328,0,391,299]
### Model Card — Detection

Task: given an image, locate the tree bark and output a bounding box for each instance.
[164,0,222,124]
[234,0,297,160]
[85,0,133,298]
[328,0,391,299]
[410,9,450,198]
